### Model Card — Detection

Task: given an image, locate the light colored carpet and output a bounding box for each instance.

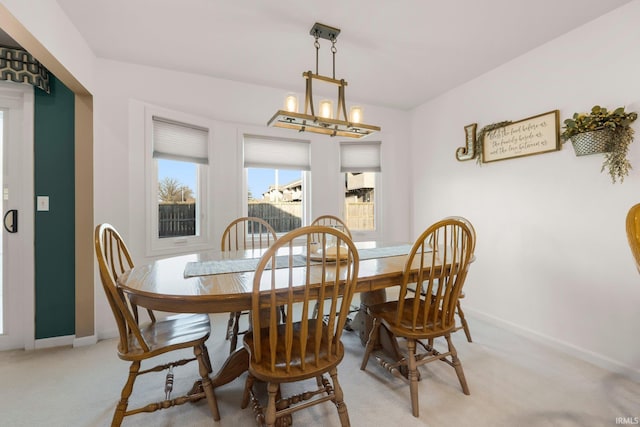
[1,312,638,427]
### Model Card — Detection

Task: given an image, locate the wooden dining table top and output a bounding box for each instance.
[118,241,420,314]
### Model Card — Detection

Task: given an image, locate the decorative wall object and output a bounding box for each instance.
[560,105,637,183]
[0,45,50,93]
[568,129,613,156]
[455,124,480,161]
[456,121,512,163]
[457,110,559,163]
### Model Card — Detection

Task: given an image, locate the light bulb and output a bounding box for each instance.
[319,100,333,119]
[349,106,363,123]
[284,94,298,113]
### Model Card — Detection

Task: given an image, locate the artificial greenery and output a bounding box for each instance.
[474,121,512,165]
[561,105,638,183]
[561,105,637,140]
[602,126,634,183]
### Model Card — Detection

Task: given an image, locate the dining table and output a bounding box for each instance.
[117,241,436,389]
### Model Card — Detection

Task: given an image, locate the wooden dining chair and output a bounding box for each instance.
[221,217,278,354]
[95,223,220,426]
[310,215,357,325]
[407,215,475,342]
[311,214,352,239]
[360,218,474,418]
[438,216,475,342]
[626,203,640,273]
[241,225,359,427]
[221,216,278,251]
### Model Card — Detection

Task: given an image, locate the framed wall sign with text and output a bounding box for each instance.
[481,110,560,163]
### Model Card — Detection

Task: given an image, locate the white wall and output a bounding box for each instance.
[410,1,640,377]
[93,59,411,336]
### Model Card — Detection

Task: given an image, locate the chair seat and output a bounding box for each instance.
[244,322,344,383]
[368,299,455,340]
[120,313,211,361]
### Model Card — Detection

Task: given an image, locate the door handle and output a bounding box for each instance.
[3,209,17,233]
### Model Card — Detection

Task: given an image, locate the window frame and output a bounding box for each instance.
[144,105,213,256]
[244,167,311,236]
[339,141,382,240]
[242,134,312,234]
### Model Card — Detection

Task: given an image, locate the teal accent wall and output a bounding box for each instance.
[34,75,75,339]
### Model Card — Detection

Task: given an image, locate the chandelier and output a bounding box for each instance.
[267,22,381,139]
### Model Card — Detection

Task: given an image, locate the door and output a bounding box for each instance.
[0,81,34,350]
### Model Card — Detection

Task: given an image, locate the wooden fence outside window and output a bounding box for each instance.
[158,201,374,237]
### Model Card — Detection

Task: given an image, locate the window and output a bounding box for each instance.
[146,107,211,255]
[244,134,310,233]
[340,141,381,233]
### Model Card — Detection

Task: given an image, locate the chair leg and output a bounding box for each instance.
[445,334,470,395]
[226,312,236,340]
[360,318,381,370]
[265,382,279,427]
[407,339,420,417]
[241,374,255,409]
[194,344,221,421]
[329,367,351,427]
[456,300,472,343]
[112,360,140,427]
[201,343,212,374]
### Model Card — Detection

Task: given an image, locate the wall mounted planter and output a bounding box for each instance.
[569,129,613,156]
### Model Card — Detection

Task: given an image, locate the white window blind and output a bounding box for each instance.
[340,141,381,172]
[153,116,209,164]
[243,134,310,171]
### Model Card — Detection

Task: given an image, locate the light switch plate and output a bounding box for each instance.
[37,196,49,211]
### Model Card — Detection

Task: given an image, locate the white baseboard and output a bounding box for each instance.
[73,335,97,347]
[97,329,119,341]
[465,307,640,382]
[34,335,74,349]
[34,334,99,349]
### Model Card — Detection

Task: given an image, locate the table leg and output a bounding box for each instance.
[351,289,404,374]
[207,306,282,389]
[351,289,387,346]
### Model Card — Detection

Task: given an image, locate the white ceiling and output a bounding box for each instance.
[54,0,632,110]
